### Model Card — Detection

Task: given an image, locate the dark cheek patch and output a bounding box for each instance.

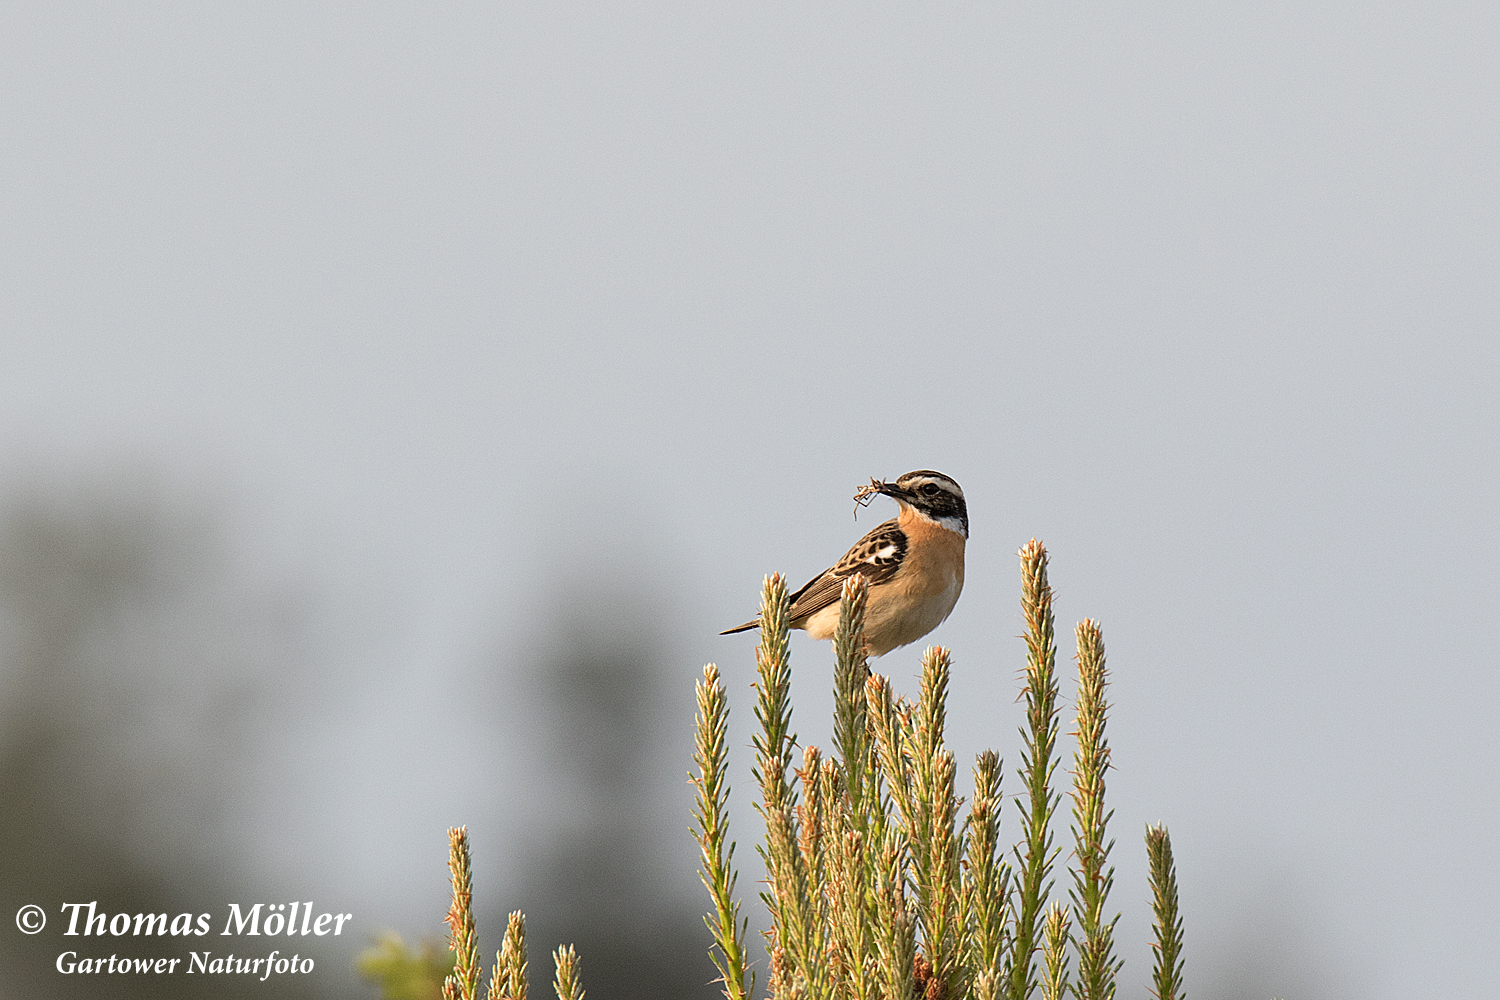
[922,494,968,528]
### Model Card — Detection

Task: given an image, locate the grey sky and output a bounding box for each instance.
[3,3,1497,998]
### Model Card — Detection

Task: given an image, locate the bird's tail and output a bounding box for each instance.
[719,619,760,635]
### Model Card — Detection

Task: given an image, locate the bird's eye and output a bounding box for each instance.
[920,484,940,497]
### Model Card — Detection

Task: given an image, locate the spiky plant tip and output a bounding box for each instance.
[832,574,872,813]
[1018,541,1057,716]
[795,744,826,874]
[962,749,1009,986]
[442,827,470,937]
[1018,539,1054,638]
[752,573,796,817]
[1039,903,1072,1000]
[487,910,528,1000]
[883,645,964,999]
[866,672,914,825]
[1018,537,1048,579]
[756,572,791,663]
[1070,618,1120,1000]
[749,568,824,996]
[867,654,965,996]
[768,945,792,1000]
[1009,541,1062,1000]
[917,645,952,753]
[1146,825,1186,1000]
[443,827,482,1000]
[692,663,750,1000]
[551,945,584,1000]
[833,572,870,665]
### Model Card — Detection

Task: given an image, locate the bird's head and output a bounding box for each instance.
[855,470,968,538]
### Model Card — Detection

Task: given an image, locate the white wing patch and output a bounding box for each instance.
[870,544,897,563]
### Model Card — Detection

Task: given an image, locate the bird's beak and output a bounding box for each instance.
[853,476,914,513]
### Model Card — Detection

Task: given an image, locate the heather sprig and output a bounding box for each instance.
[488,911,527,1000]
[752,574,796,817]
[832,575,873,821]
[442,827,482,1000]
[910,647,965,998]
[551,945,584,1000]
[1146,825,1186,1000]
[1070,619,1120,1000]
[1009,539,1062,1000]
[750,573,829,1000]
[691,663,751,1000]
[963,749,1010,997]
[1039,903,1071,1000]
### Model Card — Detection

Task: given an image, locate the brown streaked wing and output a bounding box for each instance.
[786,519,908,624]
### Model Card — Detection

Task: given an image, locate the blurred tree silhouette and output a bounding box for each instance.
[0,475,338,999]
[496,576,719,1000]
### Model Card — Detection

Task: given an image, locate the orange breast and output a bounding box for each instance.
[860,513,966,655]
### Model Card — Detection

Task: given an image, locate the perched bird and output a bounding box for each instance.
[721,470,967,657]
